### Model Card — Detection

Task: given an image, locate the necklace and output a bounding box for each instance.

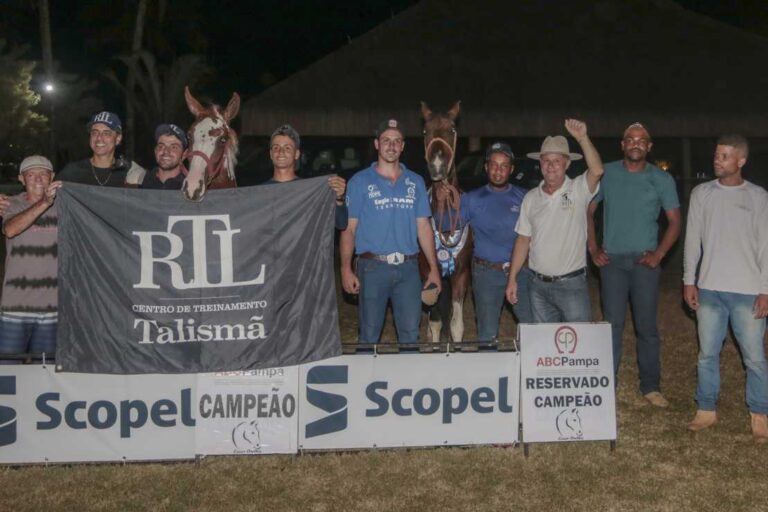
[90,160,113,186]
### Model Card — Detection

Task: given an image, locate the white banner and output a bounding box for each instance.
[0,365,196,464]
[519,323,616,443]
[299,353,520,450]
[195,367,299,455]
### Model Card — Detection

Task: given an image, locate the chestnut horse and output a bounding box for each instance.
[182,86,240,201]
[419,101,472,342]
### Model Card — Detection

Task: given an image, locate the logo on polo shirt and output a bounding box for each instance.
[405,178,416,199]
[367,184,381,199]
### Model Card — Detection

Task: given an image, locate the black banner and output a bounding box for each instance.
[56,179,341,374]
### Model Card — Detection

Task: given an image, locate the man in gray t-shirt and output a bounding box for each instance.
[0,155,62,360]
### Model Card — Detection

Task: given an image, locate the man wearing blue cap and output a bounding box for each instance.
[58,111,146,187]
[340,118,441,344]
[461,142,531,341]
[141,124,188,190]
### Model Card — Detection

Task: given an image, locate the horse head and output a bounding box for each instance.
[182,86,240,201]
[421,101,461,183]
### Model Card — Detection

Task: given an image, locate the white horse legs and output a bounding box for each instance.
[450,298,464,342]
[428,320,442,343]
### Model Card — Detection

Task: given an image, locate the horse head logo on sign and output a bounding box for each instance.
[556,408,583,440]
[554,326,577,354]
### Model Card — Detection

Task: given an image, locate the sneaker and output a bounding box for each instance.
[643,391,669,408]
[750,412,768,443]
[687,410,717,432]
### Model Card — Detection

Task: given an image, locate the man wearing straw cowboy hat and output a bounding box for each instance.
[505,119,604,322]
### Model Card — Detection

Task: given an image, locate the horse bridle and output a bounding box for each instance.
[185,118,232,186]
[423,129,458,176]
[423,127,462,244]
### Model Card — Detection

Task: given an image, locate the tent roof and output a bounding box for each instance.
[241,0,768,137]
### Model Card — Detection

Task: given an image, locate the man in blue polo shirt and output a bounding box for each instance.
[587,122,681,407]
[462,142,531,341]
[340,119,441,344]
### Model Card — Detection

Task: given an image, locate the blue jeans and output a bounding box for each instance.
[357,258,422,344]
[472,263,532,341]
[0,314,57,364]
[695,289,768,414]
[600,253,661,394]
[529,271,591,323]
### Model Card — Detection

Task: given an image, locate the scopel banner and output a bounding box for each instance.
[56,180,341,374]
[299,353,520,450]
[0,365,196,464]
[519,323,616,443]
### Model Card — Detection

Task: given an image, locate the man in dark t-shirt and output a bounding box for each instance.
[141,124,188,190]
[266,124,347,230]
[57,111,146,187]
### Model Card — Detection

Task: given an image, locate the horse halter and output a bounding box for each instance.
[423,129,458,177]
[423,127,462,242]
[185,118,232,186]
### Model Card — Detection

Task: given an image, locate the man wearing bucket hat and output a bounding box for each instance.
[0,156,62,361]
[140,123,188,190]
[265,124,348,230]
[57,111,146,187]
[505,119,604,322]
[587,122,680,408]
[459,141,531,341]
[340,118,441,344]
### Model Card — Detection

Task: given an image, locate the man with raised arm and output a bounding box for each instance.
[505,119,603,322]
[340,119,441,344]
[587,122,681,408]
[683,134,768,443]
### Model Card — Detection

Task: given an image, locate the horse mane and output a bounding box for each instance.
[203,103,239,182]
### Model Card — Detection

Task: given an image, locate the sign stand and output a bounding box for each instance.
[519,323,617,450]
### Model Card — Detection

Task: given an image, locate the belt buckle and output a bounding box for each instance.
[502,262,510,273]
[386,252,405,265]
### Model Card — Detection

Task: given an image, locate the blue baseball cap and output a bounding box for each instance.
[485,141,514,160]
[154,123,188,149]
[87,111,122,133]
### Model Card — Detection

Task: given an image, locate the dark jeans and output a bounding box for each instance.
[357,258,422,344]
[530,272,591,323]
[600,253,661,394]
[472,264,533,341]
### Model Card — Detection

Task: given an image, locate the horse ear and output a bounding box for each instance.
[185,86,205,117]
[447,101,461,121]
[420,101,433,121]
[223,92,241,123]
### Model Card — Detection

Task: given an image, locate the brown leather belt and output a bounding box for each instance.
[531,267,586,283]
[472,256,509,272]
[359,252,418,265]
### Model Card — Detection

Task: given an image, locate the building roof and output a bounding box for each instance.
[241,0,768,137]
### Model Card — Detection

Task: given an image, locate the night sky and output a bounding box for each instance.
[2,0,766,103]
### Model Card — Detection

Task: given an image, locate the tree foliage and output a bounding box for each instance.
[0,40,47,165]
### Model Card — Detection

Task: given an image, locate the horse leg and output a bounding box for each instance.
[428,305,442,344]
[436,277,452,341]
[449,268,470,342]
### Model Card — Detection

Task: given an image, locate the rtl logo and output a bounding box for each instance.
[133,215,265,290]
